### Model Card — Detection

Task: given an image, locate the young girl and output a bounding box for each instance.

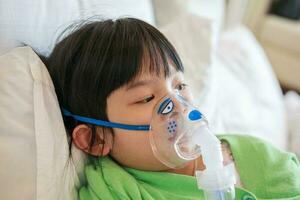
[44,18,300,200]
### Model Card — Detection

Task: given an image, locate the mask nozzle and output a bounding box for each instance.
[193,125,236,200]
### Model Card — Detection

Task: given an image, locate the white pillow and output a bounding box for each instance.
[0,47,84,200]
[153,0,224,34]
[0,0,155,56]
[154,0,225,55]
[211,26,287,149]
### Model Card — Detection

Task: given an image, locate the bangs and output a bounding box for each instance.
[98,18,184,93]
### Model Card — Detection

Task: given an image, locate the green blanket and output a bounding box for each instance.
[79,135,300,200]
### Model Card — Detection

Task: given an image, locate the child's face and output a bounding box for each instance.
[106,66,193,171]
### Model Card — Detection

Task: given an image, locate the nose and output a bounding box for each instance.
[170,94,189,115]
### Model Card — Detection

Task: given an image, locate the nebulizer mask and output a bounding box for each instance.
[149,93,236,199]
[62,92,236,200]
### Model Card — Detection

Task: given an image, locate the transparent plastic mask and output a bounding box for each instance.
[149,93,207,168]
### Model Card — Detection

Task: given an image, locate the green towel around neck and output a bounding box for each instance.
[79,135,300,200]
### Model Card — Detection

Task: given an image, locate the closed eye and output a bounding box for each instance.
[136,95,154,104]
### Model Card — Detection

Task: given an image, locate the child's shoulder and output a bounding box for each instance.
[217,133,291,158]
[218,134,300,199]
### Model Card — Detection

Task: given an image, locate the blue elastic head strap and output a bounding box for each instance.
[61,108,150,131]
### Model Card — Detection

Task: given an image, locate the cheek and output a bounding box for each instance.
[114,130,149,148]
[124,104,153,124]
[111,129,151,158]
[110,129,167,170]
[107,96,153,125]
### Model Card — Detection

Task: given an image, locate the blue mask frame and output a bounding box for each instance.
[61,108,150,131]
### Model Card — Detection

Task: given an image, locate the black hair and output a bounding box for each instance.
[42,17,184,157]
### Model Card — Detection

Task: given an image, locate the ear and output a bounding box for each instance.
[72,124,112,156]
